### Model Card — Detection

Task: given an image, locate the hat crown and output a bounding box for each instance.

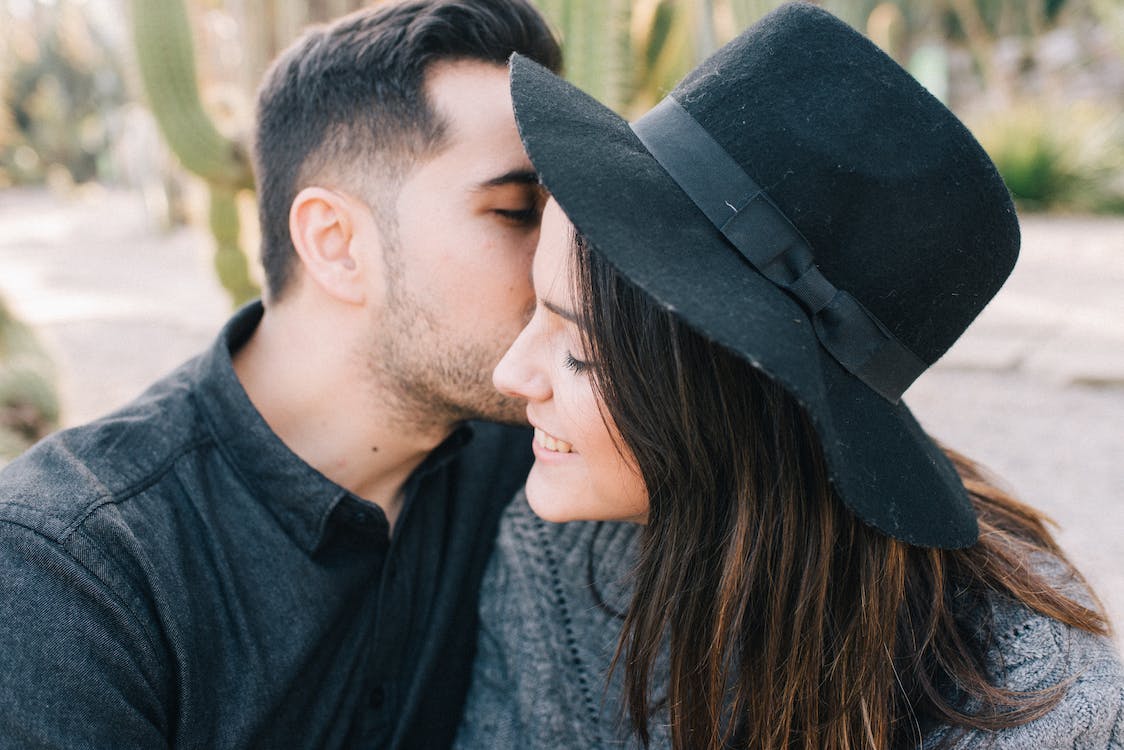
[670,2,1019,365]
[505,2,1016,547]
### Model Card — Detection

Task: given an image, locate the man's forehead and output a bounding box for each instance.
[424,59,513,128]
[417,64,533,189]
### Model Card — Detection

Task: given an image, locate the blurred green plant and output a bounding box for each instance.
[972,102,1124,212]
[535,0,1077,115]
[977,107,1076,209]
[0,0,127,187]
[130,0,259,306]
[0,295,59,467]
[535,0,633,111]
[536,0,767,116]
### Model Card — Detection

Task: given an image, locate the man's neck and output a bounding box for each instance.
[231,304,452,530]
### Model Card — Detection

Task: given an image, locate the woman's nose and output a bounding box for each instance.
[493,321,551,403]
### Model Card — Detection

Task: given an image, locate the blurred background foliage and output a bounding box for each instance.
[0,0,1119,221]
[0,294,58,462]
[1,0,1123,460]
[1,1,126,187]
[1,0,1121,222]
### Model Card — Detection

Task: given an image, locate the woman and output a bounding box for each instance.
[455,4,1124,749]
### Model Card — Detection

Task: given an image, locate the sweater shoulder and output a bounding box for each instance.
[987,593,1124,747]
[927,558,1124,748]
[934,664,1124,749]
[983,555,1121,695]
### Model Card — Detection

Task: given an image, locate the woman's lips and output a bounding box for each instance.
[533,426,573,454]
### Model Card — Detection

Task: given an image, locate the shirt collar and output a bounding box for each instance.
[192,301,474,553]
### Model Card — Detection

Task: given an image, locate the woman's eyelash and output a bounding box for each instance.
[564,352,590,374]
[494,207,539,224]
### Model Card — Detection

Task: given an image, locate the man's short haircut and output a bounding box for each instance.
[253,0,563,300]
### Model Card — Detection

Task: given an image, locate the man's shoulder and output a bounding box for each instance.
[0,357,208,543]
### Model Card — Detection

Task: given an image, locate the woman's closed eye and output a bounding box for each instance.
[494,206,542,225]
[564,351,590,374]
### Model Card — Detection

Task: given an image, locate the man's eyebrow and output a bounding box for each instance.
[542,299,578,323]
[475,169,541,190]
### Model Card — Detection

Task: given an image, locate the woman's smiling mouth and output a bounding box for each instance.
[534,427,573,453]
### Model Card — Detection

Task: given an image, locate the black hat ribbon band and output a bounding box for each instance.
[630,96,929,403]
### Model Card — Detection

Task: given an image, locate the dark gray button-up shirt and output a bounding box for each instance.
[0,302,532,749]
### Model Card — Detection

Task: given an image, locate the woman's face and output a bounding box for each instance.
[493,200,649,524]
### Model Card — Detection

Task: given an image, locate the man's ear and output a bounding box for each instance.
[288,186,370,305]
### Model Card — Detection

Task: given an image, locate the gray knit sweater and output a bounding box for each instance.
[455,493,1124,749]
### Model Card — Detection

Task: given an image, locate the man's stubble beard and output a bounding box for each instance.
[365,229,529,433]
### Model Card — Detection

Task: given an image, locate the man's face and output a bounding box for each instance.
[366,60,543,428]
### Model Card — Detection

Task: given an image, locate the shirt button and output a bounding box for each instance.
[368,686,385,710]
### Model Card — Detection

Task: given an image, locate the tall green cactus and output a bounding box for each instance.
[131,0,259,306]
[131,0,253,189]
[535,0,809,117]
[209,186,259,306]
[537,0,634,113]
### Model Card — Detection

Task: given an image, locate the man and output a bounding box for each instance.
[0,1,561,747]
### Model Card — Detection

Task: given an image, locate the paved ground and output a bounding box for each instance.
[1,186,1122,642]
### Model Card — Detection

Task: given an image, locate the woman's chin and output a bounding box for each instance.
[523,475,584,523]
[524,472,649,525]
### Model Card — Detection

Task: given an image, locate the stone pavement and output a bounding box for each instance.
[1,186,1122,642]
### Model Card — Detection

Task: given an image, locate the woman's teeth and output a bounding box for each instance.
[534,427,573,453]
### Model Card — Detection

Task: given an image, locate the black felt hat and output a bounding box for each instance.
[510,2,1020,548]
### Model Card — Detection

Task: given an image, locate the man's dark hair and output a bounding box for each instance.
[253,0,562,300]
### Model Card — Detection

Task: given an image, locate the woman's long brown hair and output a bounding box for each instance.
[570,231,1111,750]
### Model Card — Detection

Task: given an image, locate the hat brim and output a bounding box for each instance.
[510,54,975,549]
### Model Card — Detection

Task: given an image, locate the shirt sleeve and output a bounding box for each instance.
[0,521,170,749]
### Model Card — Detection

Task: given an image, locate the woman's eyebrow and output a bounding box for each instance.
[542,298,578,323]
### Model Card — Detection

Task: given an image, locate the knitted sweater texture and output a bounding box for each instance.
[455,493,1124,749]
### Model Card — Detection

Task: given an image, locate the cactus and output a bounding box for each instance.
[210,185,258,306]
[537,0,635,113]
[131,0,253,191]
[0,295,59,465]
[130,0,259,306]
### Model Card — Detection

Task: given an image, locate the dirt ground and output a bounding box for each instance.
[1,186,1121,643]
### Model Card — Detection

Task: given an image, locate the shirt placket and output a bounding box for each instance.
[364,465,449,748]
